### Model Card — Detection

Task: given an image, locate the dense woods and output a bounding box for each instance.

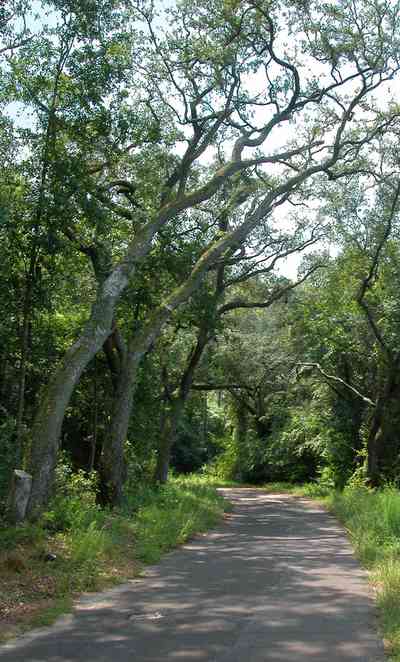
[1,0,400,521]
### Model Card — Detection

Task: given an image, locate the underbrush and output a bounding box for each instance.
[129,475,227,563]
[0,471,227,640]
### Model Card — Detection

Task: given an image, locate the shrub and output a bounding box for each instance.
[43,453,101,532]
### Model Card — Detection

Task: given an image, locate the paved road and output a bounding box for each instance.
[0,489,384,661]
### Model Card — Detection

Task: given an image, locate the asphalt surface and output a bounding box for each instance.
[0,489,384,661]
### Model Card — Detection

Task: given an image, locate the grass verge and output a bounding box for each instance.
[324,486,400,660]
[0,475,227,642]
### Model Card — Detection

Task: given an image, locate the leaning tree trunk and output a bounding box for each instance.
[25,216,165,518]
[98,303,177,507]
[154,322,211,484]
[99,308,175,505]
[26,276,129,518]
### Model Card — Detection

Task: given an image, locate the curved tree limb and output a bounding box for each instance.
[296,362,376,407]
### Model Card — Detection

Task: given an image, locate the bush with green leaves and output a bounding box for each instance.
[207,408,319,484]
[43,453,101,532]
[205,434,239,481]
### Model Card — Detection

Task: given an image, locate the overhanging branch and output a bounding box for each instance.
[296,362,375,407]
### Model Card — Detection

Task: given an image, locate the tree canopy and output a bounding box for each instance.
[1,0,400,519]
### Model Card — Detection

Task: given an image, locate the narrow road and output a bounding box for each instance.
[0,489,384,661]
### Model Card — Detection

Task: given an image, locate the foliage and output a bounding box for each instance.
[43,453,101,531]
[0,416,17,508]
[0,0,399,552]
[2,0,399,514]
[2,0,400,644]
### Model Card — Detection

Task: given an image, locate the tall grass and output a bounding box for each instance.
[131,477,227,563]
[325,486,400,660]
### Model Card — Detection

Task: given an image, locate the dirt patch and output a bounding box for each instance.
[0,542,141,642]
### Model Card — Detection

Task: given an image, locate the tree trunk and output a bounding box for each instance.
[154,399,184,484]
[100,346,142,507]
[366,420,381,487]
[26,210,167,518]
[26,187,282,517]
[26,276,129,518]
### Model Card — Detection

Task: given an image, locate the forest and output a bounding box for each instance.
[1,0,400,518]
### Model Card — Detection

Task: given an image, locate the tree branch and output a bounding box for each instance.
[296,362,376,406]
[356,180,400,359]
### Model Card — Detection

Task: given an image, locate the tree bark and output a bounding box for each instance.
[26,273,130,517]
[26,206,168,518]
[154,399,184,484]
[100,344,142,507]
[15,272,34,467]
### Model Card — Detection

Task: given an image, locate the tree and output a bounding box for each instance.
[7,0,397,516]
[0,0,33,59]
[288,170,400,487]
[203,292,309,483]
[153,215,322,485]
[326,178,400,485]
